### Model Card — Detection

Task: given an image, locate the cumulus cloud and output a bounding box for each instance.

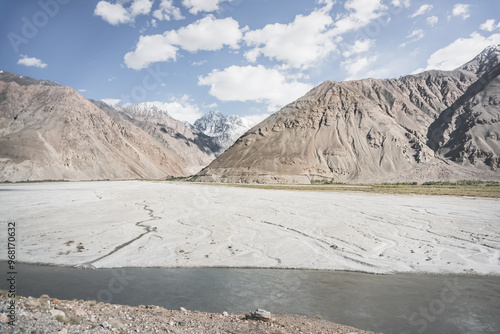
[480,19,499,32]
[392,0,410,7]
[424,32,500,71]
[240,113,270,127]
[165,15,241,52]
[182,0,233,15]
[153,0,184,21]
[427,16,438,27]
[17,55,47,68]
[332,0,387,35]
[124,15,242,70]
[124,34,179,70]
[410,4,433,18]
[242,0,387,69]
[198,65,313,111]
[146,96,202,124]
[243,8,337,69]
[94,0,153,25]
[342,56,377,80]
[101,98,121,106]
[452,4,470,20]
[342,39,374,57]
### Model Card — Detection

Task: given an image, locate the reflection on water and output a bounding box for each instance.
[2,263,499,334]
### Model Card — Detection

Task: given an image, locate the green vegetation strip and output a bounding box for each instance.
[219,180,500,198]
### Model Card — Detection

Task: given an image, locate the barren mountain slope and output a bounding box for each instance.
[0,74,200,181]
[428,63,500,170]
[94,101,218,175]
[197,46,500,183]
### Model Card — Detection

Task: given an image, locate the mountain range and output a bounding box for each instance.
[1,45,499,183]
[0,72,217,181]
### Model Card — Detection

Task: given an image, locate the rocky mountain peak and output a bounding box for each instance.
[0,71,61,87]
[460,44,500,76]
[193,111,254,155]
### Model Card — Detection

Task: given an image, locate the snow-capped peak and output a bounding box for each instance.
[193,111,258,155]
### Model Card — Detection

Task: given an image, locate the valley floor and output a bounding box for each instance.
[1,181,499,275]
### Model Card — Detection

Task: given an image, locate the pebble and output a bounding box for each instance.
[249,309,272,321]
[222,311,229,317]
[101,321,109,328]
[58,329,68,334]
[180,307,187,312]
[49,309,66,320]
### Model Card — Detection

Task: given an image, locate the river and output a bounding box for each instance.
[2,263,499,334]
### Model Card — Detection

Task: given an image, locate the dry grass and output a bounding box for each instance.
[217,181,500,198]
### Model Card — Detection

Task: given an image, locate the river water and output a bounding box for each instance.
[2,263,499,334]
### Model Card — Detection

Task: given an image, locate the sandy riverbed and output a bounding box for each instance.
[0,181,499,274]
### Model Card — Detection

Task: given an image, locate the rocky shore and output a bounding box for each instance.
[0,292,377,334]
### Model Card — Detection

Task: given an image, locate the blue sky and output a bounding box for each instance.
[1,0,499,124]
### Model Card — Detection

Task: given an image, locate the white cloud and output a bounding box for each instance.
[400,29,425,48]
[147,97,202,124]
[424,32,500,71]
[94,1,131,25]
[241,0,386,69]
[124,34,179,70]
[130,0,153,16]
[342,56,377,79]
[342,39,374,57]
[243,7,337,69]
[17,55,47,68]
[240,113,270,127]
[101,98,121,106]
[94,0,153,25]
[198,65,313,111]
[124,15,242,70]
[203,102,218,109]
[480,19,499,32]
[410,4,433,18]
[182,0,233,15]
[332,0,387,35]
[165,15,241,52]
[392,0,410,8]
[192,60,207,66]
[408,29,425,40]
[452,4,470,20]
[427,16,438,27]
[78,89,87,93]
[153,0,184,21]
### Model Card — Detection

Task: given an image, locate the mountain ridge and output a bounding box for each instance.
[0,75,215,181]
[197,45,500,183]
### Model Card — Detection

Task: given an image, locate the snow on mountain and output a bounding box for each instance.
[193,111,264,155]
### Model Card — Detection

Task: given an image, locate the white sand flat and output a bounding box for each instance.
[1,181,499,275]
